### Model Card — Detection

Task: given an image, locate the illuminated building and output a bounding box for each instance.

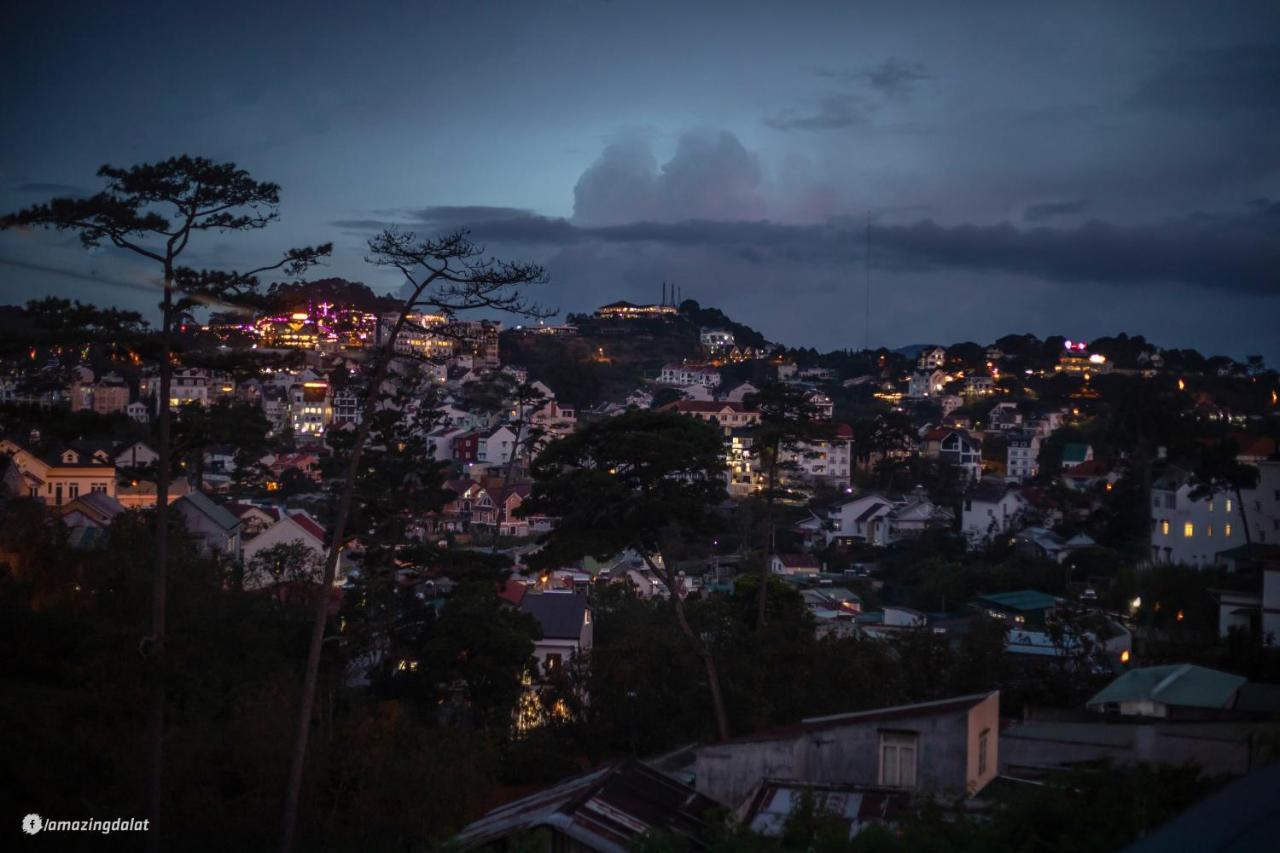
[289,381,332,436]
[387,312,455,359]
[595,300,679,319]
[1056,340,1112,376]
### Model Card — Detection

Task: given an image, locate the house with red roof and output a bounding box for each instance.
[242,508,341,589]
[661,400,761,434]
[770,552,821,576]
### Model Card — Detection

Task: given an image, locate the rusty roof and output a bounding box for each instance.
[452,760,716,851]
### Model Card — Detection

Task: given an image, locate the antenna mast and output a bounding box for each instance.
[865,212,871,352]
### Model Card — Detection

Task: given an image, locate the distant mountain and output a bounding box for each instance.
[893,344,933,360]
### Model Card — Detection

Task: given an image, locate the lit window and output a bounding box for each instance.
[1225,524,1232,537]
[1184,523,1194,538]
[1161,520,1170,536]
[1226,499,1232,513]
[1207,525,1213,537]
[879,732,918,788]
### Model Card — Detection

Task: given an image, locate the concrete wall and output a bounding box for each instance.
[1001,720,1261,778]
[695,702,985,808]
[965,692,1000,794]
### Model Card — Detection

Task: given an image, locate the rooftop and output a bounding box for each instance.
[978,590,1059,612]
[451,760,715,851]
[1088,664,1246,711]
[520,591,590,640]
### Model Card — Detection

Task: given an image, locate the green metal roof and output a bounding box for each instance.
[1062,442,1091,463]
[977,590,1058,612]
[1087,664,1245,710]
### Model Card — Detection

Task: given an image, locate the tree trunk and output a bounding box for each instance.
[145,267,173,853]
[1235,485,1252,549]
[757,452,777,630]
[642,553,730,741]
[280,308,416,853]
[1138,436,1154,564]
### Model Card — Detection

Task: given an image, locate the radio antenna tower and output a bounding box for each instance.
[864,212,871,352]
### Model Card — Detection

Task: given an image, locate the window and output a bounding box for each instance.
[978,729,990,776]
[879,732,918,788]
[1165,494,1175,509]
[1207,525,1213,537]
[544,653,562,673]
[1226,499,1232,513]
[69,483,79,499]
[1225,524,1232,537]
[1184,522,1194,538]
[1161,520,1170,536]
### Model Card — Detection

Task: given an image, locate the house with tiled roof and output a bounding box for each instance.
[661,400,760,435]
[1061,458,1116,491]
[770,552,821,576]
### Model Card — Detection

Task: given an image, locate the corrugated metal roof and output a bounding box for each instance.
[1087,664,1245,710]
[978,590,1058,612]
[177,490,240,532]
[452,761,715,851]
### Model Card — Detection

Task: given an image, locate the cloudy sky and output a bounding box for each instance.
[2,0,1277,360]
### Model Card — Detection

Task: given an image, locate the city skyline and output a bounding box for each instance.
[2,0,1277,361]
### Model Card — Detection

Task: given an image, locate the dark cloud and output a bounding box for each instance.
[872,207,1278,293]
[816,58,931,99]
[1129,44,1280,116]
[772,58,929,132]
[1023,199,1091,222]
[865,58,932,99]
[13,182,90,196]
[416,205,536,225]
[765,94,870,132]
[375,201,1278,296]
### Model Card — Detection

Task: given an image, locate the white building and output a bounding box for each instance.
[917,347,947,370]
[826,493,952,547]
[660,363,721,388]
[1006,431,1040,481]
[962,483,1029,547]
[700,329,735,351]
[907,369,948,399]
[779,424,853,486]
[288,382,331,437]
[1150,469,1247,567]
[166,368,211,409]
[478,425,519,466]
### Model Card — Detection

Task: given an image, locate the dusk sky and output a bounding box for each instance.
[2,1,1277,360]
